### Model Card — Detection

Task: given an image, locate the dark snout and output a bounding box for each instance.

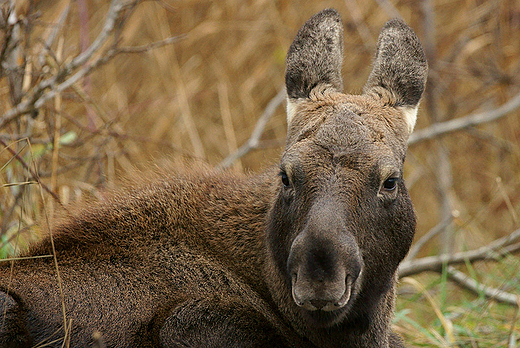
[287,201,362,313]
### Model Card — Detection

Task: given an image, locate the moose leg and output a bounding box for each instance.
[159,299,289,348]
[0,291,32,348]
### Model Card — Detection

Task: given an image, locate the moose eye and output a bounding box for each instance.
[382,177,399,191]
[280,171,291,188]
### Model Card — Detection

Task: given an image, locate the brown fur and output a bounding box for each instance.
[0,9,427,347]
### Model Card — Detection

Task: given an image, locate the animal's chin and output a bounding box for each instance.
[297,294,357,328]
[300,305,350,328]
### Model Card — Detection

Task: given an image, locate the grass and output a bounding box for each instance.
[395,256,520,347]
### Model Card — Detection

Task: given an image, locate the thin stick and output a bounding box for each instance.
[399,228,520,277]
[117,35,186,53]
[38,1,70,67]
[1,181,38,187]
[33,151,68,346]
[51,36,64,193]
[496,177,520,227]
[219,87,286,169]
[508,304,519,348]
[0,254,53,262]
[445,266,519,306]
[419,0,456,255]
[0,139,63,205]
[409,91,520,145]
[406,212,456,261]
[218,81,242,171]
[0,0,140,129]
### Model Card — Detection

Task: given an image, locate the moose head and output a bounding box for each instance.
[265,8,427,335]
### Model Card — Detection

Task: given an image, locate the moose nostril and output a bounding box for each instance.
[309,299,329,310]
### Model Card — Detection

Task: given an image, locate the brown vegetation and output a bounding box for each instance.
[1,0,519,346]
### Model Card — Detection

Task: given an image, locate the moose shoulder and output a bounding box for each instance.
[0,9,427,348]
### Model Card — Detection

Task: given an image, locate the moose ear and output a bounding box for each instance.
[285,9,344,124]
[363,19,428,133]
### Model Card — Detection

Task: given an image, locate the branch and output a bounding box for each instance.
[343,0,375,50]
[117,35,186,53]
[0,0,140,129]
[38,2,70,67]
[0,138,63,206]
[218,87,286,169]
[67,0,137,73]
[406,212,456,261]
[399,228,520,277]
[35,32,185,109]
[445,266,519,306]
[409,91,520,145]
[373,0,402,20]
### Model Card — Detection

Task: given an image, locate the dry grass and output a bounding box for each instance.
[1,0,519,346]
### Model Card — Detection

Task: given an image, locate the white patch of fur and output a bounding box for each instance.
[286,98,298,124]
[398,105,418,133]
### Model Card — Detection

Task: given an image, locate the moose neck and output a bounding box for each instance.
[193,168,279,293]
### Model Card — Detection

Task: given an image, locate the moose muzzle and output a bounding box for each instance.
[287,199,362,312]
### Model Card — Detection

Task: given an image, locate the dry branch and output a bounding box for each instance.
[399,228,520,277]
[117,35,186,53]
[38,3,70,67]
[0,0,140,129]
[219,87,286,169]
[373,0,402,20]
[445,266,519,306]
[406,212,456,261]
[409,91,520,145]
[0,138,62,205]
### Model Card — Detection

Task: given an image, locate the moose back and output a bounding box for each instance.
[0,9,427,348]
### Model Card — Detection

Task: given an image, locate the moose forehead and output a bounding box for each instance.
[284,93,408,173]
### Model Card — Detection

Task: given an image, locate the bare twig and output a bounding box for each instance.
[421,0,456,255]
[342,0,376,49]
[445,266,519,306]
[117,35,186,53]
[406,212,457,261]
[508,305,519,348]
[3,0,26,104]
[409,91,520,145]
[68,0,138,73]
[399,228,520,277]
[373,0,402,20]
[34,166,68,348]
[0,138,63,205]
[0,0,140,129]
[38,2,70,67]
[0,254,54,263]
[218,81,242,171]
[219,87,286,169]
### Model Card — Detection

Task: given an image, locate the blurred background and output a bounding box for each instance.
[1,0,519,346]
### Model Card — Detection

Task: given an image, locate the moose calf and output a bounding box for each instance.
[0,9,427,348]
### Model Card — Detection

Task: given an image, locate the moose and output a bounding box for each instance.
[0,9,427,348]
